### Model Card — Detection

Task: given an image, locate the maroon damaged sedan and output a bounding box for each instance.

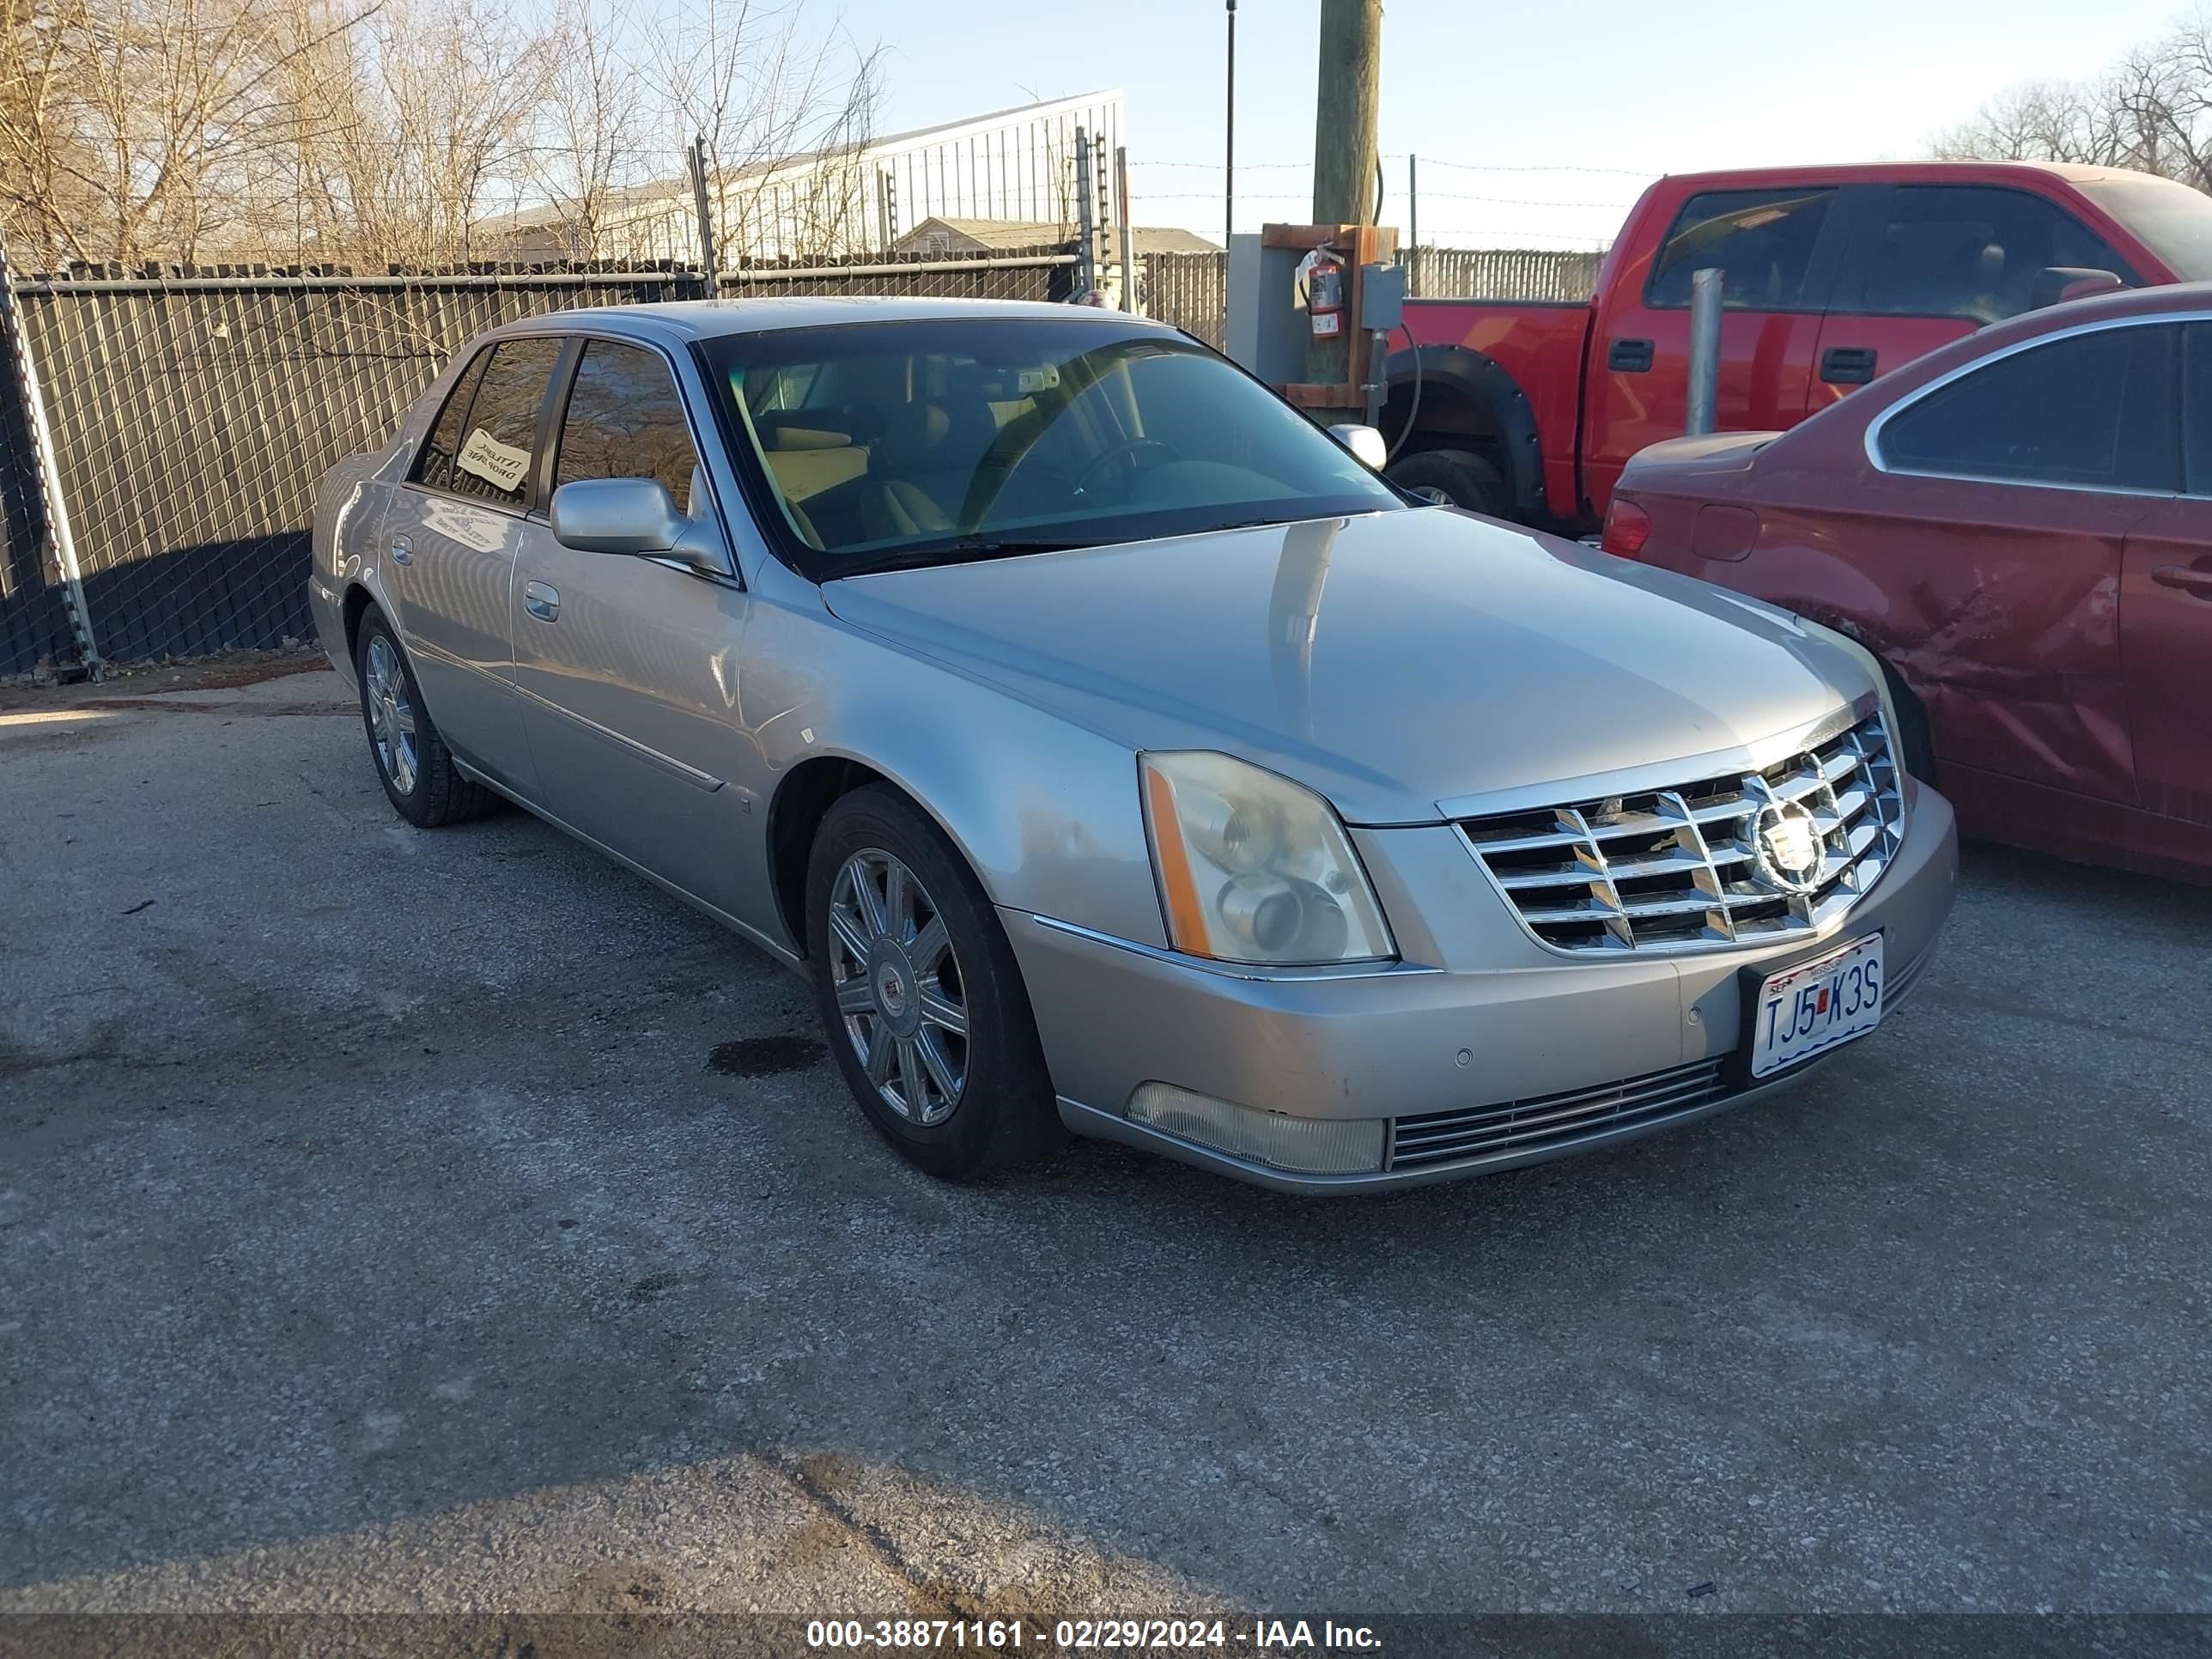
[1605,281,2212,883]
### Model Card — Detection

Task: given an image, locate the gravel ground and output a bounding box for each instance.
[1,665,2207,1619]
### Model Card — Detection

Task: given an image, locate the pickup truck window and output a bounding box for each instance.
[2075,173,2212,282]
[1647,188,1837,311]
[1855,185,2135,325]
[1876,322,2179,493]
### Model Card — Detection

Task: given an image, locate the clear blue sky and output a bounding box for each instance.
[826,0,2186,246]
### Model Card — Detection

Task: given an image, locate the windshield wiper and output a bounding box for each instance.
[827,537,1090,579]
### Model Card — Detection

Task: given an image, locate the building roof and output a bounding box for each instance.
[473,90,1125,238]
[896,217,1221,255]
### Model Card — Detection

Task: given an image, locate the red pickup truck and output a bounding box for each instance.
[1382,161,2212,530]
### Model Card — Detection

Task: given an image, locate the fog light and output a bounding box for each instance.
[1126,1083,1386,1176]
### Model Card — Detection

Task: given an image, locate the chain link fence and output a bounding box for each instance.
[0,249,1076,677]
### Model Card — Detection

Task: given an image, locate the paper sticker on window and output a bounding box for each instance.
[458,428,531,493]
[1016,365,1060,394]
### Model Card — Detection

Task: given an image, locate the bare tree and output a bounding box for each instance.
[0,0,381,265]
[1934,9,2212,191]
[520,0,647,260]
[642,0,887,261]
[0,0,882,270]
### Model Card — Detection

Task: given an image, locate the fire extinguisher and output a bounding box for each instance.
[1298,247,1346,338]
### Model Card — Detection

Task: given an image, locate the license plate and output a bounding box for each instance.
[1748,933,1885,1079]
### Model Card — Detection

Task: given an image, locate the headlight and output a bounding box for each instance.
[1139,751,1395,966]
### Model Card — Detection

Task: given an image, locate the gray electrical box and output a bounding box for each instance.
[1225,234,1319,384]
[1360,262,1406,332]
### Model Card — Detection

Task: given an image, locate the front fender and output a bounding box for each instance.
[744,581,1170,951]
[1386,343,1545,520]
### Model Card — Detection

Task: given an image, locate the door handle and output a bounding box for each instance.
[1607,337,1654,374]
[523,580,561,622]
[2151,563,2212,599]
[388,535,412,565]
[1820,346,1879,385]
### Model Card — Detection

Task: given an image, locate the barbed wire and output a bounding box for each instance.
[1132,156,1656,179]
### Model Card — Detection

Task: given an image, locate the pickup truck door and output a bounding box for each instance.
[1583,185,1846,513]
[1811,184,2142,419]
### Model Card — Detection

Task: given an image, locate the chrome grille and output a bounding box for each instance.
[1390,1060,1732,1169]
[1456,708,1904,955]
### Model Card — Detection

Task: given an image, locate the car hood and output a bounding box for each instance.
[821,508,1874,825]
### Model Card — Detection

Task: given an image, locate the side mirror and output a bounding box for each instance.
[1327,422,1389,471]
[2031,266,2125,310]
[550,477,724,573]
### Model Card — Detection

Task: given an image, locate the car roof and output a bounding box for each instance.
[1658,160,2151,192]
[486,295,1175,347]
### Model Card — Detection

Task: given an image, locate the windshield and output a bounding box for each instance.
[2074,173,2212,281]
[700,317,1403,575]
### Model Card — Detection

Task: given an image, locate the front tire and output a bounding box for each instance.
[356,609,495,828]
[805,785,1062,1182]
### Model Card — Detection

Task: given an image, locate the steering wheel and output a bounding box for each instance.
[1073,438,1181,501]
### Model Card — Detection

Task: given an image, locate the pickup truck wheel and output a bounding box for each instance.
[805,784,1064,1182]
[1387,448,1511,518]
[356,610,497,828]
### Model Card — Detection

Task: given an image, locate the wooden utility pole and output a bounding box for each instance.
[1307,0,1382,406]
[1311,0,1382,229]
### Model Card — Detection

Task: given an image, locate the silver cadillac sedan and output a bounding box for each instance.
[308,297,1957,1193]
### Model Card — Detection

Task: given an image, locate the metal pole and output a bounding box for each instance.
[1115,145,1139,314]
[1073,125,1097,295]
[689,136,721,298]
[1686,265,1723,435]
[1224,0,1237,250]
[0,222,101,678]
[1407,155,1419,296]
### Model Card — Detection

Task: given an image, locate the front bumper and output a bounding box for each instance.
[1004,782,1957,1194]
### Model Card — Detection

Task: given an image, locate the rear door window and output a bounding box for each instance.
[411,348,491,494]
[1877,322,2179,491]
[1645,188,1838,310]
[553,340,706,515]
[1850,185,2137,325]
[434,337,563,509]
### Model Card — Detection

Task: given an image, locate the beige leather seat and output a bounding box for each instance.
[757,417,869,507]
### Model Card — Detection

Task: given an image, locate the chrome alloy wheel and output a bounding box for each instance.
[362,635,418,794]
[828,848,969,1126]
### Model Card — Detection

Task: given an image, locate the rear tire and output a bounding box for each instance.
[805,784,1063,1182]
[355,609,496,828]
[1387,447,1513,518]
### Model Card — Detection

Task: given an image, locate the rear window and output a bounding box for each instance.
[1646,188,1837,310]
[1877,322,2179,491]
[410,349,490,494]
[431,337,563,508]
